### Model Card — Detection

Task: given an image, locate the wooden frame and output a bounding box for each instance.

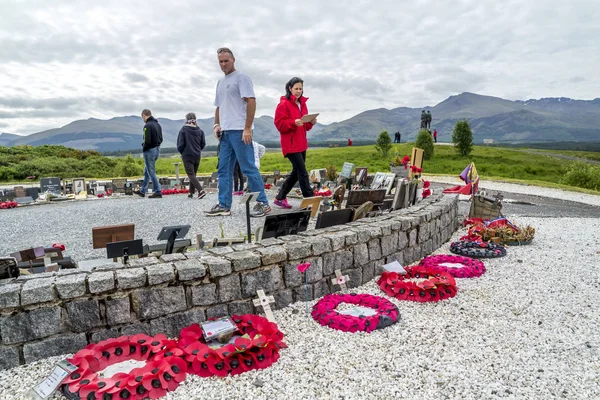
[73,178,86,195]
[299,196,323,218]
[410,147,424,179]
[345,189,387,209]
[92,224,135,249]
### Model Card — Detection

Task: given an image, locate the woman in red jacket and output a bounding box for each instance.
[273,77,317,209]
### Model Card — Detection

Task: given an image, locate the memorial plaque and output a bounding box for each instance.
[111,178,127,193]
[14,186,26,198]
[346,189,387,209]
[339,162,355,179]
[15,196,34,205]
[73,178,86,195]
[315,208,354,229]
[124,182,133,195]
[40,177,62,194]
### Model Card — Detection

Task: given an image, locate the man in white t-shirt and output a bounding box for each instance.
[205,47,271,217]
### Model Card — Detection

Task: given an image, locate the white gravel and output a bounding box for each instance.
[2,183,599,399]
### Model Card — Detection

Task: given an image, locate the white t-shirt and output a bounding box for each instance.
[253,141,266,169]
[214,71,255,131]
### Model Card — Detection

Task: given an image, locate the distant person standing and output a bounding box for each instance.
[232,161,244,195]
[348,138,353,146]
[433,129,438,143]
[135,109,163,198]
[207,47,270,217]
[273,77,317,209]
[394,131,400,143]
[177,112,206,199]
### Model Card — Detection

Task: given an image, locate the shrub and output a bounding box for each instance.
[326,164,338,181]
[374,130,392,157]
[560,162,600,190]
[117,154,143,177]
[452,120,474,156]
[415,129,435,160]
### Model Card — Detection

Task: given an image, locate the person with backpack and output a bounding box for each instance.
[177,112,207,199]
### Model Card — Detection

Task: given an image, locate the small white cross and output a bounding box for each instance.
[331,269,350,292]
[252,289,276,322]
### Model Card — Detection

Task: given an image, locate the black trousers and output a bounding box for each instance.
[233,161,244,192]
[183,158,204,195]
[276,151,313,200]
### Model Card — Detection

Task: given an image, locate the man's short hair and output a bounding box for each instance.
[186,112,196,121]
[217,47,234,58]
[141,109,152,117]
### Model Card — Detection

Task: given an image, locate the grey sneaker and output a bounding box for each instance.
[205,204,231,216]
[250,202,271,218]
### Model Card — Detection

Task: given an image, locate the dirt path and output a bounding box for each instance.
[517,150,600,164]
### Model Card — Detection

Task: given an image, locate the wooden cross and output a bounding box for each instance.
[252,289,276,322]
[331,269,350,292]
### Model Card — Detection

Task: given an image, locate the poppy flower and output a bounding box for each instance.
[142,375,167,399]
[297,262,311,273]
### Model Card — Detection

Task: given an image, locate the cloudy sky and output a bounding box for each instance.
[0,0,598,135]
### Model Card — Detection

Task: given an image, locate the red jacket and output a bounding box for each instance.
[274,95,314,156]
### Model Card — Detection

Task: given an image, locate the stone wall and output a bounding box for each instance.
[0,193,459,369]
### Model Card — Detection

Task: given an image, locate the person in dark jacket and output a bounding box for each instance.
[273,77,316,209]
[177,112,206,199]
[135,109,163,198]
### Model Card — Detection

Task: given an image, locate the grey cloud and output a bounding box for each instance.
[124,72,149,83]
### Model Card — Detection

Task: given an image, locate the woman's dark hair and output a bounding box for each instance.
[285,77,304,100]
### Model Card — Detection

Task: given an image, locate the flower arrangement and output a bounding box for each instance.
[418,255,486,278]
[311,293,400,333]
[0,201,18,209]
[161,188,190,196]
[314,188,332,197]
[377,266,458,302]
[178,314,286,378]
[61,334,186,399]
[391,154,411,169]
[462,218,535,245]
[450,240,507,258]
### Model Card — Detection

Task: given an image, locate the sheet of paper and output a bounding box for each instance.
[301,113,319,123]
[383,260,407,274]
[337,306,377,317]
[33,365,69,398]
[201,318,238,341]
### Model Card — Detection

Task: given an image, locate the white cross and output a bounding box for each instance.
[252,289,276,322]
[331,269,350,292]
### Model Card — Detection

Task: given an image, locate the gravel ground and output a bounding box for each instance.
[0,189,312,261]
[1,216,599,400]
[0,184,600,400]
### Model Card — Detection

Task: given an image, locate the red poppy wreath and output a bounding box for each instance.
[418,255,486,278]
[61,334,187,400]
[377,266,458,302]
[450,240,507,258]
[177,314,286,378]
[311,293,400,333]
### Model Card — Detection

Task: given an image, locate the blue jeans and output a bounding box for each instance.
[141,147,161,195]
[218,130,268,208]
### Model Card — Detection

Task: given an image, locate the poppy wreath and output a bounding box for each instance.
[311,293,400,333]
[0,201,18,209]
[61,334,187,400]
[161,188,190,196]
[178,314,286,378]
[377,266,458,302]
[418,255,486,278]
[450,240,507,258]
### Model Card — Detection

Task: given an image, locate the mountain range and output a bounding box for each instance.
[1,92,599,152]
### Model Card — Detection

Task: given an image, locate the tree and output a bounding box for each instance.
[415,129,435,160]
[374,130,392,157]
[452,120,474,156]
